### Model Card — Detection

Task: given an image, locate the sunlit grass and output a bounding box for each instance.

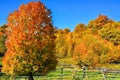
[0,67,120,80]
[100,63,120,69]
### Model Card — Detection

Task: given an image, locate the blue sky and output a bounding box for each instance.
[0,0,120,31]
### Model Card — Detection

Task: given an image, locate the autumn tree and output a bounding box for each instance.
[65,32,74,57]
[55,29,70,58]
[73,23,86,39]
[54,14,120,68]
[98,23,120,45]
[74,23,86,34]
[88,14,113,34]
[2,1,57,80]
[0,25,7,57]
[73,33,110,67]
[106,45,120,64]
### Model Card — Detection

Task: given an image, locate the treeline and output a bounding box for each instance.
[1,15,120,67]
[55,15,120,67]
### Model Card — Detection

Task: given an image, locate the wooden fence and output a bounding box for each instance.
[0,67,120,80]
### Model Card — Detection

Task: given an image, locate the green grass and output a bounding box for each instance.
[0,68,120,80]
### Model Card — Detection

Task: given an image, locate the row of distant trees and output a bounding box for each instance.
[1,1,120,80]
[55,14,120,67]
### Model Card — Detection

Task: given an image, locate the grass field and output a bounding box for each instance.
[0,67,120,80]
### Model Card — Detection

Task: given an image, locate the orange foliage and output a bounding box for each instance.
[73,43,87,61]
[2,1,57,76]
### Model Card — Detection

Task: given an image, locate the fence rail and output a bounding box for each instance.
[0,67,120,80]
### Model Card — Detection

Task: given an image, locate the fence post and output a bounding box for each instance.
[101,68,106,80]
[82,66,86,78]
[60,67,63,80]
[72,68,77,80]
[25,76,28,80]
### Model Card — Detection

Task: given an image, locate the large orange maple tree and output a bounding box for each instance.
[2,1,57,80]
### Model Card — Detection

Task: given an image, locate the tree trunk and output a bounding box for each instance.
[28,72,34,80]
